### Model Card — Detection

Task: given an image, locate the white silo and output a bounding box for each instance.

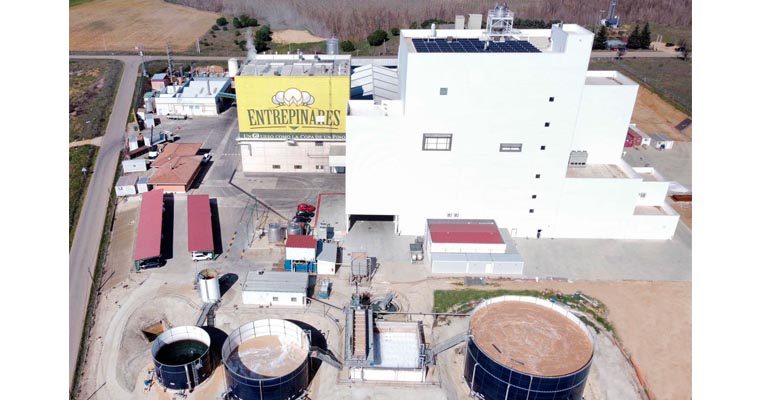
[198,268,221,303]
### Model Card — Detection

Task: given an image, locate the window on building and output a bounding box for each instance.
[422,134,452,151]
[540,145,546,150]
[535,174,541,179]
[549,97,555,102]
[500,143,523,152]
[315,141,324,146]
[316,165,325,170]
[272,165,281,169]
[544,122,551,127]
[272,296,279,301]
[440,87,448,95]
[529,209,535,213]
[294,165,303,169]
[532,194,537,199]
[291,297,297,302]
[639,192,647,198]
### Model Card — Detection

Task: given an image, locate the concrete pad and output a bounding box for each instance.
[623,143,692,190]
[344,221,417,263]
[316,193,346,239]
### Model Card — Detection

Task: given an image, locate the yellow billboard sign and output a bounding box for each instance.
[236,75,349,136]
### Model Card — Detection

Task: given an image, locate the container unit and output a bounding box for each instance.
[151,326,213,391]
[222,319,311,400]
[463,296,595,400]
[115,175,138,197]
[283,259,317,273]
[136,176,152,193]
[316,241,338,275]
[197,269,221,303]
[286,235,318,262]
[242,271,309,307]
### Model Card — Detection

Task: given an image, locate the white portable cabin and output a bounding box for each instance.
[136,176,152,193]
[649,133,674,150]
[122,159,148,173]
[115,175,138,197]
[285,235,318,262]
[629,124,652,146]
[241,271,308,307]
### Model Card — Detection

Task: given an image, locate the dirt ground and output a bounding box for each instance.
[631,86,692,142]
[484,281,692,400]
[271,29,326,44]
[669,200,692,228]
[70,0,218,52]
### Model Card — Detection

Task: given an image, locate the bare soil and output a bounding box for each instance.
[70,0,219,52]
[631,86,692,142]
[471,301,593,376]
[272,29,326,44]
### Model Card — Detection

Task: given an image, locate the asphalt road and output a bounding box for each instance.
[67,46,686,387]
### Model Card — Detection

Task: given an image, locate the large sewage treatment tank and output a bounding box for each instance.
[222,319,311,400]
[151,326,213,391]
[463,296,595,400]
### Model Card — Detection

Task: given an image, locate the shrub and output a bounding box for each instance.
[390,27,400,36]
[211,25,220,31]
[367,29,388,46]
[340,40,356,52]
[216,17,228,26]
[233,17,242,29]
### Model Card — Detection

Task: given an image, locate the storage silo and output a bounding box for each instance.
[267,223,283,243]
[463,296,594,400]
[326,37,339,55]
[222,319,311,400]
[151,326,213,391]
[197,268,221,303]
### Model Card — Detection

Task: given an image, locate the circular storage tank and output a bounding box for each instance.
[198,268,221,303]
[152,326,213,391]
[268,223,283,243]
[286,223,303,236]
[222,319,310,400]
[326,37,339,55]
[463,296,595,400]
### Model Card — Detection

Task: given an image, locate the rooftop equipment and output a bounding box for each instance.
[327,37,340,55]
[486,3,516,40]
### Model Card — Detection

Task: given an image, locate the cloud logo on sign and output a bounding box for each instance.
[272,88,315,106]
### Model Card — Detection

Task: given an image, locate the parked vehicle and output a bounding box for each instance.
[202,153,212,163]
[139,258,162,269]
[665,42,675,47]
[297,203,316,212]
[191,251,213,262]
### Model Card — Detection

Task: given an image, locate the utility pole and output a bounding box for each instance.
[136,44,148,77]
[166,42,174,75]
[196,38,201,54]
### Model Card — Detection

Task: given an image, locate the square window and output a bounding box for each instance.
[549,97,555,102]
[532,194,537,199]
[272,297,279,301]
[440,87,448,95]
[294,165,302,169]
[544,122,550,127]
[316,165,325,170]
[291,297,297,302]
[272,165,281,169]
[500,143,523,152]
[315,141,324,146]
[422,133,452,151]
[639,192,647,198]
[540,145,546,150]
[529,209,535,213]
[535,174,541,179]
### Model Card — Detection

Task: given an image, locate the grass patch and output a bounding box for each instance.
[69,145,98,248]
[70,0,95,6]
[433,289,543,313]
[589,57,691,115]
[69,59,122,142]
[70,160,122,399]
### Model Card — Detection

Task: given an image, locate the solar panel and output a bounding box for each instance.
[413,38,542,54]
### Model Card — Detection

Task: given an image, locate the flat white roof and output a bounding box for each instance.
[240,54,351,77]
[243,271,308,293]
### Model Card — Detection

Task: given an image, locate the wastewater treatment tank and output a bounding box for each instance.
[222,319,311,400]
[464,296,595,400]
[151,326,212,391]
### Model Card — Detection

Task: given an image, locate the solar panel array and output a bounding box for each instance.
[412,38,541,53]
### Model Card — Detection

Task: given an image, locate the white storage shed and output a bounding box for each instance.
[115,175,138,197]
[122,159,148,173]
[286,235,318,262]
[649,133,674,150]
[241,271,308,307]
[317,241,338,275]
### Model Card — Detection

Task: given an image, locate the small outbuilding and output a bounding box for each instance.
[122,159,148,173]
[242,271,308,307]
[316,241,339,275]
[286,235,319,262]
[115,175,138,196]
[649,133,674,150]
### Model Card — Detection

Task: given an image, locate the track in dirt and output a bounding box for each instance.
[70,0,219,52]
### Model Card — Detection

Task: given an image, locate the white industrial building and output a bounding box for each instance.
[344,6,680,240]
[241,271,308,307]
[317,241,338,275]
[153,77,232,117]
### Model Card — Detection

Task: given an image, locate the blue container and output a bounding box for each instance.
[284,260,292,271]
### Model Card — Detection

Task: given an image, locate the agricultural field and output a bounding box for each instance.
[590,57,692,116]
[69,145,98,247]
[69,59,122,142]
[69,0,218,52]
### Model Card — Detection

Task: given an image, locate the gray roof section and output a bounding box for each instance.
[649,133,672,141]
[116,174,138,186]
[318,241,338,263]
[243,271,308,293]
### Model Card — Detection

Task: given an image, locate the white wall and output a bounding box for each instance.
[349,367,425,382]
[242,290,305,307]
[286,245,317,262]
[240,140,343,173]
[317,260,336,275]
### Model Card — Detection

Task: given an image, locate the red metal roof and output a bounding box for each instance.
[187,194,214,252]
[429,222,504,244]
[134,189,164,261]
[286,235,317,249]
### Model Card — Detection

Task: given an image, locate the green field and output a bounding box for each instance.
[69,145,98,247]
[69,59,123,142]
[589,57,692,115]
[69,0,96,7]
[433,289,544,313]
